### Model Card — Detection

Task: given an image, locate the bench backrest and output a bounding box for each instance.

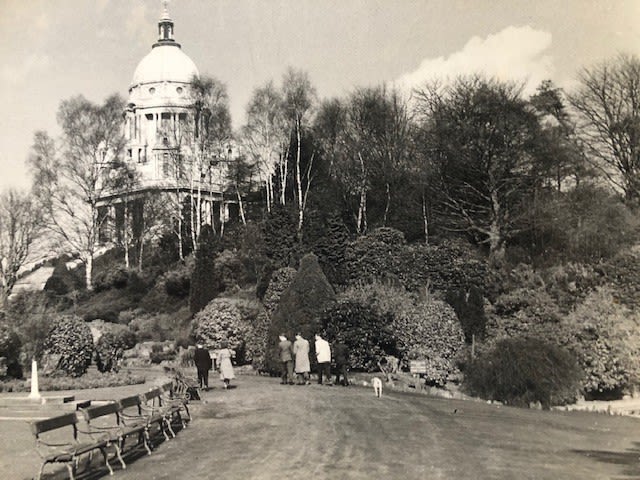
[82,402,120,421]
[119,395,142,410]
[142,388,163,404]
[31,412,79,437]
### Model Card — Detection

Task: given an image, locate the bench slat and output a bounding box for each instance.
[31,413,78,435]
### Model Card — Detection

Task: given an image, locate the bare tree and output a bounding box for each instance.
[29,95,126,290]
[415,77,542,262]
[0,189,43,305]
[569,54,640,202]
[282,68,317,232]
[242,81,289,211]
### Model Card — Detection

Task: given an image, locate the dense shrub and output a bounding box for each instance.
[42,316,93,377]
[463,337,582,408]
[164,258,194,298]
[213,250,250,292]
[340,282,465,384]
[0,322,22,378]
[192,298,254,364]
[128,308,189,342]
[94,267,129,292]
[599,250,640,310]
[484,286,565,346]
[394,299,465,386]
[564,288,640,398]
[265,254,336,372]
[94,326,137,373]
[320,300,397,371]
[345,229,488,295]
[262,267,297,316]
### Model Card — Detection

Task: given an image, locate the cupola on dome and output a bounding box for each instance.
[130,4,199,88]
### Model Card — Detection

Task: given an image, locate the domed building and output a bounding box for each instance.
[124,6,199,172]
[99,5,238,247]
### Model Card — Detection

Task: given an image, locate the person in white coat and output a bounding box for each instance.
[314,334,332,385]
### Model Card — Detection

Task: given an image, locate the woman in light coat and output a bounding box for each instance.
[293,333,311,385]
[217,340,235,389]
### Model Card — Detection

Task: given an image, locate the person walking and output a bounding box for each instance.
[278,334,295,385]
[193,343,212,390]
[216,340,235,389]
[293,333,311,385]
[333,341,350,386]
[315,334,332,385]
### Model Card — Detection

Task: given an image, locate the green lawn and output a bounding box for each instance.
[2,375,640,479]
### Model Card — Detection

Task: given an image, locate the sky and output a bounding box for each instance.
[1,0,639,190]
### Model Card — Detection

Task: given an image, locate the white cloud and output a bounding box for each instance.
[0,53,51,85]
[396,26,554,95]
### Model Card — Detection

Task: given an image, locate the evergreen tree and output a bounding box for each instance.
[312,213,350,286]
[189,225,220,315]
[263,203,298,268]
[265,253,336,372]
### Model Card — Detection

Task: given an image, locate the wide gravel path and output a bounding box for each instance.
[3,374,640,479]
[124,375,640,480]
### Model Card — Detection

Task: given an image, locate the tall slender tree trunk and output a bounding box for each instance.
[295,116,304,233]
[356,152,368,235]
[236,185,247,226]
[422,192,429,245]
[382,183,391,226]
[85,253,93,291]
[123,201,130,269]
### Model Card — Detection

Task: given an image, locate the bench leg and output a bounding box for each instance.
[100,447,113,476]
[165,417,176,438]
[143,429,153,455]
[113,441,126,469]
[37,461,47,480]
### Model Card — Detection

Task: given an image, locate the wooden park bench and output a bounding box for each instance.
[159,380,191,426]
[117,393,163,452]
[139,387,180,439]
[30,412,114,480]
[78,401,143,468]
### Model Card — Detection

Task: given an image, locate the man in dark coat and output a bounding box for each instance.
[333,342,350,386]
[194,344,212,390]
[278,334,295,385]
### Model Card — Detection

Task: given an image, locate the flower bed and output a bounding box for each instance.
[0,369,145,392]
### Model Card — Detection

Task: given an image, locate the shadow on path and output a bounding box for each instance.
[572,441,640,478]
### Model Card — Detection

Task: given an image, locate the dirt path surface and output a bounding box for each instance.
[4,375,640,479]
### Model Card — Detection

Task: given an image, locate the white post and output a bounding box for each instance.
[28,359,41,401]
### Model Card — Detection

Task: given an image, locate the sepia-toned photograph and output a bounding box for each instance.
[1,1,640,478]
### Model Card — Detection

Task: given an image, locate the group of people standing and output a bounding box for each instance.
[193,341,235,390]
[278,333,349,386]
[192,333,349,391]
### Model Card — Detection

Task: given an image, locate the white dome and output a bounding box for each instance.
[132,44,199,87]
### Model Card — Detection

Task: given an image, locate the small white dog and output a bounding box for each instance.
[372,377,383,398]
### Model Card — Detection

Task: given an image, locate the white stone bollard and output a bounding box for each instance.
[28,359,42,401]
